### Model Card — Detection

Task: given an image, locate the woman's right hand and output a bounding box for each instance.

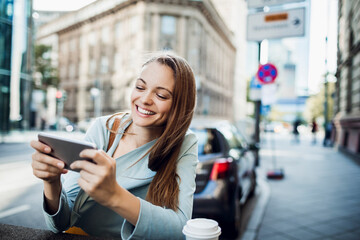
[30,140,68,184]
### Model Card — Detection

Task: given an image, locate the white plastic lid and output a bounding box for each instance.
[182,218,221,239]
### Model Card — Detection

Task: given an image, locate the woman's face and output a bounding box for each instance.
[131,61,175,130]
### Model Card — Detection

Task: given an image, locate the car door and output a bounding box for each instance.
[232,128,255,202]
[218,123,251,203]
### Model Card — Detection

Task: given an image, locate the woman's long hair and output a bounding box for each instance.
[107,53,196,210]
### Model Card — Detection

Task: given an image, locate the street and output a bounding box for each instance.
[0,143,46,229]
[0,131,86,230]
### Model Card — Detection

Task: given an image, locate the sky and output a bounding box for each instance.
[307,0,338,92]
[33,0,95,11]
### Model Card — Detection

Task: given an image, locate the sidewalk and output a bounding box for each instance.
[252,132,360,240]
[0,130,86,144]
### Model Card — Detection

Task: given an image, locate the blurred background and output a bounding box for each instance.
[1,0,347,145]
[1,0,360,239]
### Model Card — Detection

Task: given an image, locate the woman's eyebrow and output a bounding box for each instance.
[137,78,173,96]
[157,87,173,96]
[137,78,146,84]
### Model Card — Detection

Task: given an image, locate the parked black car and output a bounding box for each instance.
[190,119,258,237]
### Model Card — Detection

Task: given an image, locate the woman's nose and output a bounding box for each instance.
[141,91,153,105]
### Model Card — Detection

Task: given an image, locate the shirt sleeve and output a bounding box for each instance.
[42,117,106,233]
[42,170,81,233]
[121,133,198,240]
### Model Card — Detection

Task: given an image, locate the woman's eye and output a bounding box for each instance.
[157,94,167,100]
[136,86,144,90]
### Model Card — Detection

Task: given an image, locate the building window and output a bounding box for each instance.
[100,56,108,74]
[80,35,86,49]
[101,26,110,43]
[161,15,176,35]
[129,16,139,35]
[60,66,67,79]
[115,21,122,39]
[114,52,122,73]
[346,28,354,113]
[89,31,96,46]
[89,59,96,76]
[187,19,201,73]
[69,64,76,78]
[69,38,76,52]
[60,42,68,53]
[160,15,177,51]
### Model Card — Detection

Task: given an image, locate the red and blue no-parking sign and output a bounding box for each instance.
[257,63,278,84]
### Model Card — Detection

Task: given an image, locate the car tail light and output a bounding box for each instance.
[210,158,232,180]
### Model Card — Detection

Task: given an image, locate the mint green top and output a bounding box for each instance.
[43,115,198,239]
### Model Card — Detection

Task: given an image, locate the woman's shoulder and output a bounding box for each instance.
[95,113,130,128]
[85,114,125,136]
[179,129,198,154]
[184,129,197,143]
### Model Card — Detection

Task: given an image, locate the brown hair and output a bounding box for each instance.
[107,53,196,210]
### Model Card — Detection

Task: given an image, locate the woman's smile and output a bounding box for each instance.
[136,105,156,116]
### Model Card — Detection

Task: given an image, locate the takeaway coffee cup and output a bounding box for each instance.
[182,218,221,240]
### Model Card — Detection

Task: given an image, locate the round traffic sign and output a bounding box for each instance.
[257,63,278,84]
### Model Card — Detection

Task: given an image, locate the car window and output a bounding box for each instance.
[192,128,221,155]
[233,128,249,149]
[218,125,244,150]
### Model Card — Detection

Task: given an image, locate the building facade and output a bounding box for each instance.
[210,0,251,135]
[334,0,360,158]
[36,0,236,123]
[0,0,33,133]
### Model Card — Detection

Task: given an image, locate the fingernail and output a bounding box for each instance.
[45,147,51,152]
[57,162,64,168]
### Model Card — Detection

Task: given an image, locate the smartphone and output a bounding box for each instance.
[38,132,97,171]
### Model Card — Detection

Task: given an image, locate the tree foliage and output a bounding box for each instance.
[34,44,59,89]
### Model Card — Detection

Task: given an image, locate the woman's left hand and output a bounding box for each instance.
[70,149,120,207]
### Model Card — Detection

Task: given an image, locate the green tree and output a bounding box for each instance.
[34,44,59,89]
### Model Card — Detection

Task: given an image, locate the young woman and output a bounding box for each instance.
[30,53,198,239]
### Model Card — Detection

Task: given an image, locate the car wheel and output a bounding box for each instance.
[248,170,257,198]
[223,188,241,238]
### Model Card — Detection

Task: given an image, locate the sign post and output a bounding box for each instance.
[247,0,305,170]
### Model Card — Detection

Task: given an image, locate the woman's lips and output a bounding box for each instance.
[136,105,156,115]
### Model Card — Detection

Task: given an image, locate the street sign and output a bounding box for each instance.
[261,83,277,105]
[247,0,305,9]
[261,105,271,116]
[257,63,278,84]
[249,76,262,101]
[247,7,305,41]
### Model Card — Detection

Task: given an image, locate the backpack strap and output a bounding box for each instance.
[107,117,121,152]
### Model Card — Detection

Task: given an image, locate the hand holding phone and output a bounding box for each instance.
[38,132,97,172]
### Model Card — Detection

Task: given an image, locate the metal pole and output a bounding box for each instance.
[254,41,262,166]
[323,36,329,146]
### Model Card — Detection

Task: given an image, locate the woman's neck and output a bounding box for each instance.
[126,123,162,148]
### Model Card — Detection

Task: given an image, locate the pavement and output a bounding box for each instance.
[0,130,86,144]
[242,131,360,240]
